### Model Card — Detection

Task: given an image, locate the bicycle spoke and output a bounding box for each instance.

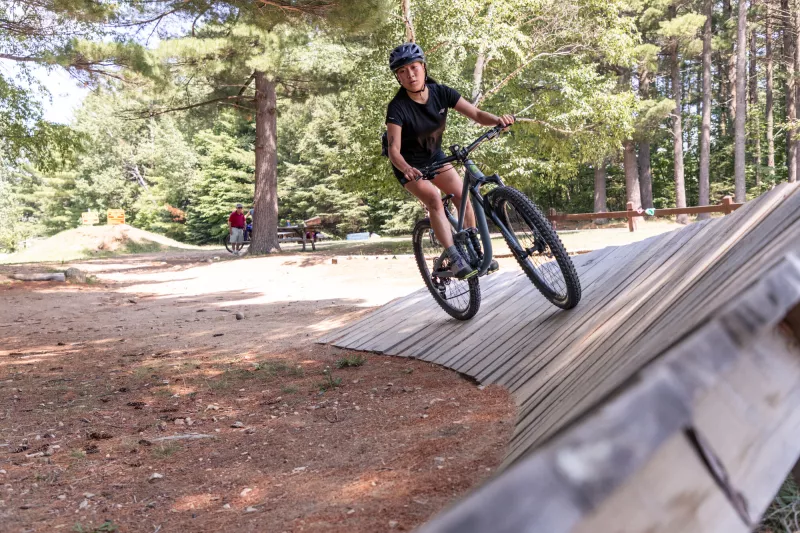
[420,230,472,312]
[502,202,567,298]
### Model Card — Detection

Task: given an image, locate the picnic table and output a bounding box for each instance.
[277,218,320,251]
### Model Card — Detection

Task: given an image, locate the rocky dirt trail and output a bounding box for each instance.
[0,251,516,533]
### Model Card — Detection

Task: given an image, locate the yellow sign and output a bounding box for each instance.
[107,209,125,225]
[81,211,99,226]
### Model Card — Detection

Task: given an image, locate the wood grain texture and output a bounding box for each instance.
[320,184,800,532]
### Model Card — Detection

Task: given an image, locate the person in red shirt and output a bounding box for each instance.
[228,203,247,255]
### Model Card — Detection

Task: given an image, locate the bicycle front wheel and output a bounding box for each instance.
[412,218,481,320]
[490,187,581,309]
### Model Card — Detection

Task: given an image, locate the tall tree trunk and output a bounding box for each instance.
[638,142,654,209]
[593,160,608,225]
[766,0,776,173]
[402,0,415,42]
[670,35,689,224]
[750,15,762,187]
[623,140,643,227]
[719,52,729,136]
[472,52,487,104]
[621,68,642,226]
[734,0,748,202]
[795,0,800,181]
[783,0,797,182]
[251,71,280,254]
[725,0,737,125]
[471,4,493,104]
[699,0,713,220]
[638,73,654,209]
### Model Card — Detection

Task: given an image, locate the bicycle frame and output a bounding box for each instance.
[421,127,532,278]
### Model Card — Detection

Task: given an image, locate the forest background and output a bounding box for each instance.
[0,0,795,253]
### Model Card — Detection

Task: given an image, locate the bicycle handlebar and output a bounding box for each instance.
[415,122,511,181]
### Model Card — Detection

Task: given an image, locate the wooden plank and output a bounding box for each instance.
[690,319,800,525]
[507,185,798,458]
[369,269,515,357]
[393,263,546,360]
[571,433,748,533]
[346,291,440,352]
[516,228,796,462]
[415,450,585,533]
[445,244,632,374]
[521,185,800,449]
[493,224,701,381]
[448,239,654,380]
[320,288,429,345]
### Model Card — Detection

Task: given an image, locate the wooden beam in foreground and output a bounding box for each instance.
[418,254,800,533]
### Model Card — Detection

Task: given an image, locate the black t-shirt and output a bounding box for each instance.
[385,83,462,170]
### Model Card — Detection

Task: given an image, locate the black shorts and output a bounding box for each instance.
[392,150,448,187]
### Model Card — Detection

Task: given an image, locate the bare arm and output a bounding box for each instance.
[453,97,515,128]
[386,123,423,181]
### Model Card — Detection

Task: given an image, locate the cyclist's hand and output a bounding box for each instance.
[498,114,515,130]
[403,166,424,182]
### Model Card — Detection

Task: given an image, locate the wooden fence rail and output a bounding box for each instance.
[547,196,743,232]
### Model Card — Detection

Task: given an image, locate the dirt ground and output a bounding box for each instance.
[0,251,519,533]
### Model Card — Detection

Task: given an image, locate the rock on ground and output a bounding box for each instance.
[64,268,87,283]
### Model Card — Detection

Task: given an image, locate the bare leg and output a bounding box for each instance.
[431,166,476,228]
[404,179,454,248]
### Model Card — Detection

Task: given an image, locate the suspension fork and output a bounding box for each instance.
[484,192,531,260]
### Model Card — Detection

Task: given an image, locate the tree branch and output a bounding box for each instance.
[238,73,256,96]
[140,95,246,118]
[402,0,416,42]
[257,0,335,14]
[474,45,582,106]
[425,41,450,56]
[0,53,42,63]
[515,117,586,135]
[111,7,181,28]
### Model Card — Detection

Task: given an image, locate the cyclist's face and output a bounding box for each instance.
[396,61,425,91]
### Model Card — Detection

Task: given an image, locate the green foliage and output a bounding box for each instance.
[0,75,81,168]
[278,96,372,235]
[335,354,367,368]
[73,521,118,533]
[184,112,254,244]
[1,0,786,252]
[757,476,800,533]
[318,366,342,391]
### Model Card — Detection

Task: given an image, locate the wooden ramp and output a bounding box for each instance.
[320,182,800,533]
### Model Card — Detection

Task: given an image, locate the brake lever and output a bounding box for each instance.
[414,169,437,181]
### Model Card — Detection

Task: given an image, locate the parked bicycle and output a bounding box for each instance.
[411,124,581,320]
[224,223,252,254]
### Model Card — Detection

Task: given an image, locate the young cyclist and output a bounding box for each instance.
[385,43,514,279]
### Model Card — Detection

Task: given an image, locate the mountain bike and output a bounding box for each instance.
[411,125,581,320]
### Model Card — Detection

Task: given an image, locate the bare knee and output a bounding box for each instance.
[425,197,444,215]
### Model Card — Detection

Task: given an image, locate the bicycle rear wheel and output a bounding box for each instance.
[490,186,581,309]
[412,218,481,320]
[224,234,250,254]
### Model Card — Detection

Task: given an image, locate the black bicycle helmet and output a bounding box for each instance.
[389,42,425,72]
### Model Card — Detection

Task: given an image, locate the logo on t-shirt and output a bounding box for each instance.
[439,108,445,115]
